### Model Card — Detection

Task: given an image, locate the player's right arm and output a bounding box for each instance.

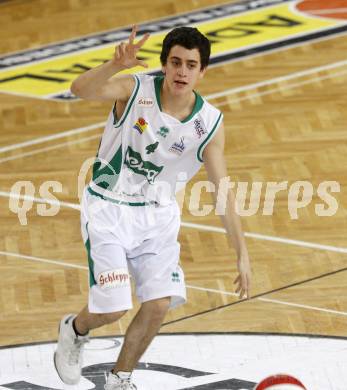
[70,25,150,102]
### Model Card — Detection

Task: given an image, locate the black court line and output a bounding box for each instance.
[54,24,347,100]
[162,266,347,327]
[1,331,346,350]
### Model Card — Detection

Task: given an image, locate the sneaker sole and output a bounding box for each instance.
[53,351,80,385]
[54,317,80,385]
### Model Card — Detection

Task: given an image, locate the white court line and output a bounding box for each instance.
[1,190,347,254]
[1,250,346,317]
[258,297,347,317]
[0,250,87,270]
[0,133,101,164]
[207,57,347,100]
[2,63,347,165]
[0,191,80,210]
[0,121,104,154]
[1,57,347,155]
[180,221,347,254]
[214,68,347,107]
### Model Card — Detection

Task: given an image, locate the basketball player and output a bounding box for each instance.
[54,25,251,390]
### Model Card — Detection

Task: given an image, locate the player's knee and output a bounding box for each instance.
[98,310,127,325]
[146,297,171,318]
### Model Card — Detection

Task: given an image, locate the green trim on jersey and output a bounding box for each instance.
[92,145,122,190]
[197,112,223,162]
[87,186,159,207]
[85,223,97,288]
[154,76,162,111]
[114,74,140,128]
[92,75,140,192]
[154,76,204,123]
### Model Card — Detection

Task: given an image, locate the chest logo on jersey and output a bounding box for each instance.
[194,119,207,139]
[146,142,159,155]
[137,97,154,108]
[124,146,163,184]
[169,137,185,155]
[157,126,170,138]
[133,117,148,134]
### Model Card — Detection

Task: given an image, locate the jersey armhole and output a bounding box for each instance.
[113,75,140,128]
[196,112,223,163]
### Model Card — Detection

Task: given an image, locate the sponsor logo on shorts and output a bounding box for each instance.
[194,119,207,139]
[172,272,180,283]
[169,137,185,155]
[133,117,148,134]
[97,268,130,289]
[137,97,154,107]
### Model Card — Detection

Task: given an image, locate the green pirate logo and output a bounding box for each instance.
[172,272,180,283]
[124,146,163,184]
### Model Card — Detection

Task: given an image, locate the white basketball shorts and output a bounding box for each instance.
[80,187,186,313]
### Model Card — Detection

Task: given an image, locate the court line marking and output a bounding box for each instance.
[0,133,101,165]
[0,191,80,210]
[1,190,347,255]
[214,68,347,107]
[208,58,347,100]
[0,250,87,270]
[1,0,343,72]
[180,221,347,254]
[1,249,346,317]
[1,57,347,155]
[0,122,104,154]
[1,61,347,164]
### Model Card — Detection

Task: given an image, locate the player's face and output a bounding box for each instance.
[162,45,206,95]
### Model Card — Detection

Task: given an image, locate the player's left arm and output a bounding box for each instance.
[202,121,252,299]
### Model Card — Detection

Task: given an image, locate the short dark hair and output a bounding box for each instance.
[160,27,211,70]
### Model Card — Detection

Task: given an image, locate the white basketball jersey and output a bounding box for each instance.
[88,74,223,205]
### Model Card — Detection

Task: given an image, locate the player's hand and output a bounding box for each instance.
[234,253,251,299]
[113,25,150,69]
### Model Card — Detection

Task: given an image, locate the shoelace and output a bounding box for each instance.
[119,378,137,390]
[104,377,137,390]
[68,336,89,365]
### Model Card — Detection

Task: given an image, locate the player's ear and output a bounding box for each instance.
[162,65,166,75]
[199,67,207,79]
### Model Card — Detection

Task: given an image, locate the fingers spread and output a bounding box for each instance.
[119,42,126,57]
[115,46,121,60]
[137,60,149,68]
[129,25,137,45]
[135,32,150,48]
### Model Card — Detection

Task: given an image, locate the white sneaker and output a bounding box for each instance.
[104,372,137,390]
[54,314,89,385]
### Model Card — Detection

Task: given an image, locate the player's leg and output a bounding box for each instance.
[54,307,128,385]
[54,239,132,385]
[54,191,133,385]
[74,304,127,334]
[105,202,186,388]
[114,296,171,373]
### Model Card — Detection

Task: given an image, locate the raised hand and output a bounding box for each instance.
[113,25,150,69]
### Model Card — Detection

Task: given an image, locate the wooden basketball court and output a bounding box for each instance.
[0,0,346,388]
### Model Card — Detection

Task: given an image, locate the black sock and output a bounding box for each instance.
[72,318,88,337]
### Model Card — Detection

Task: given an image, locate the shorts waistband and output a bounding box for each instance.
[87,186,160,207]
